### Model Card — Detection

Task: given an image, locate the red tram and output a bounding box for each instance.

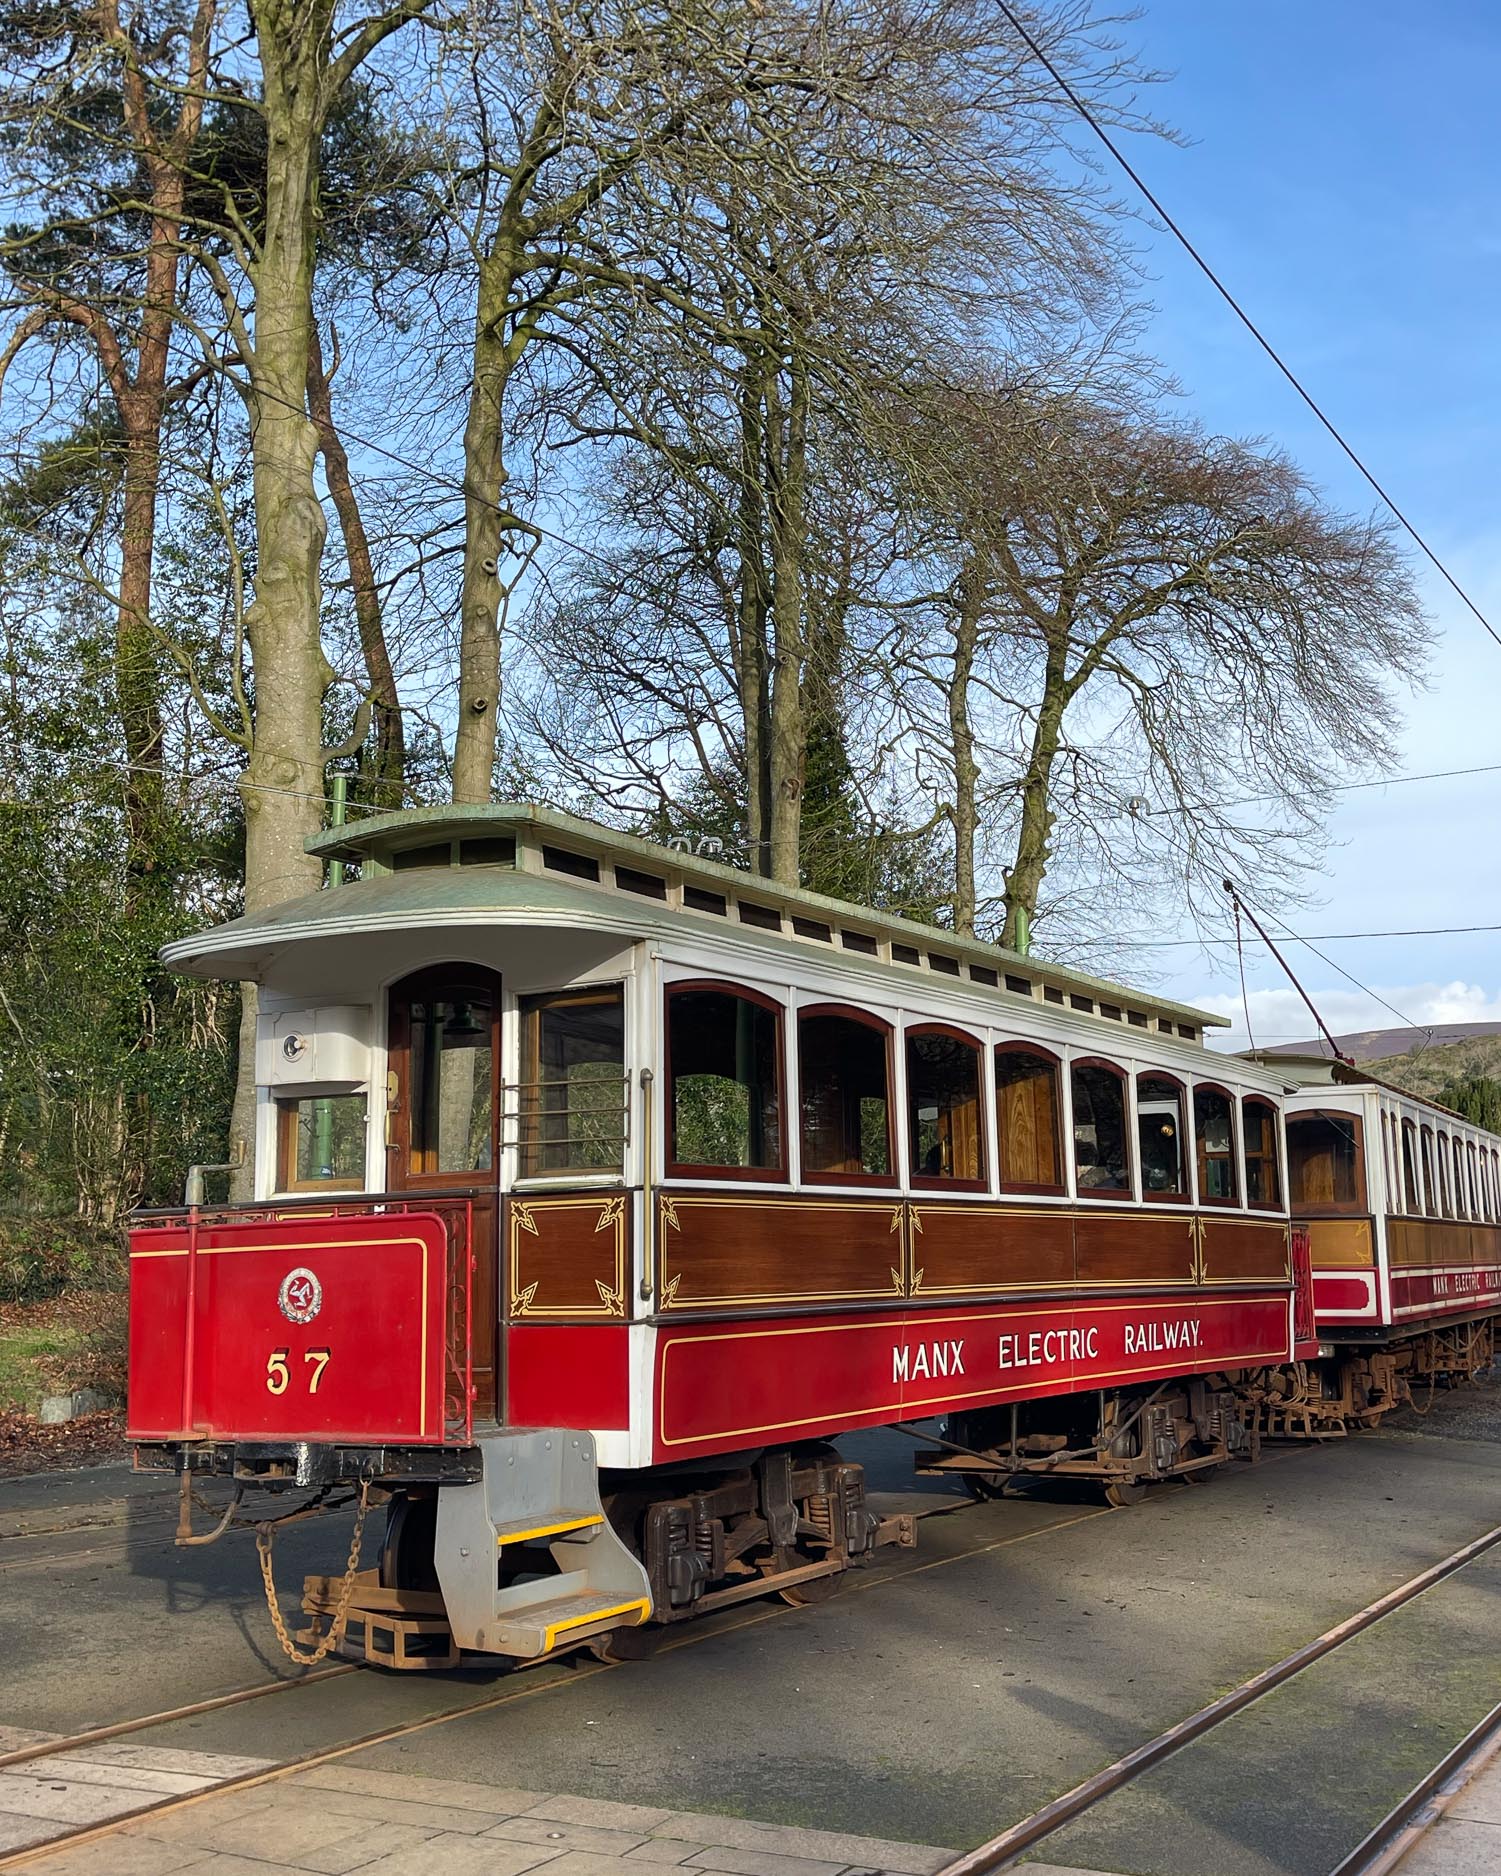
[130,804,1316,1666]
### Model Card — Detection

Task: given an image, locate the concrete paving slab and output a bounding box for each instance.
[15,1754,220,1795]
[527,1797,680,1832]
[0,1770,179,1827]
[685,1843,850,1876]
[624,1842,712,1865]
[289,1781,514,1833]
[290,1766,547,1814]
[488,1816,653,1856]
[651,1817,950,1873]
[1454,1760,1501,1825]
[1394,1817,1501,1876]
[5,1835,213,1874]
[0,1812,61,1854]
[294,1822,449,1874]
[120,1790,282,1839]
[84,1741,277,1777]
[350,1834,565,1876]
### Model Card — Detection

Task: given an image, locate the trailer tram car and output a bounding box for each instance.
[1246,1056,1501,1436]
[128,805,1314,1668]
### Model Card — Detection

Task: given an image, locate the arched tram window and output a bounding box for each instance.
[1401,1117,1420,1213]
[907,1026,985,1187]
[1243,1097,1281,1209]
[1135,1073,1187,1200]
[667,985,785,1176]
[1287,1111,1365,1216]
[996,1045,1064,1193]
[798,1007,894,1183]
[1194,1085,1239,1205]
[1071,1060,1131,1196]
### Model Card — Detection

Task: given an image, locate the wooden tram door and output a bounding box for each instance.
[386,965,502,1423]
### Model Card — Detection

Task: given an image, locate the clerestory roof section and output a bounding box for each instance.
[165,799,1226,1035]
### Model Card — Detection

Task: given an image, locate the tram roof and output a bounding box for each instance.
[163,801,1226,1034]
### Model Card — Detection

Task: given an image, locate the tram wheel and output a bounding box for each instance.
[1103,1479,1147,1507]
[779,1567,845,1606]
[588,1622,663,1663]
[964,1473,1007,1501]
[380,1490,440,1592]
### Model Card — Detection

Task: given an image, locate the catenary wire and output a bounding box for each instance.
[992,0,1501,654]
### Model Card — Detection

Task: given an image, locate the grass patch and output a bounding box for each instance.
[0,1292,126,1411]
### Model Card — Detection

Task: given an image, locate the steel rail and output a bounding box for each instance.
[935,1518,1501,1876]
[0,1663,361,1772]
[1329,1694,1501,1876]
[0,1490,1088,1873]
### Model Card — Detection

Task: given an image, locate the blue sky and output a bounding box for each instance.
[1099,0,1501,1046]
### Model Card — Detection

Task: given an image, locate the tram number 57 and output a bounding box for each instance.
[265,1347,331,1396]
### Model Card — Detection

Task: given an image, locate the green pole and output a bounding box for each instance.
[328,772,348,887]
[1014,905,1031,956]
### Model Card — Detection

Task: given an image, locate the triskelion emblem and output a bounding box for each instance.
[278,1267,322,1324]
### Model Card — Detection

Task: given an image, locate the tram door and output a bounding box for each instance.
[386,965,502,1422]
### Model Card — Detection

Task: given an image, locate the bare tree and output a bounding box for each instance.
[901,390,1431,951]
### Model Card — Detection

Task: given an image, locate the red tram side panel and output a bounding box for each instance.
[128,1210,454,1446]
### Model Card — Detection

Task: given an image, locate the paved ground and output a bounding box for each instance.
[1402,1748,1501,1875]
[3,1389,1500,1876]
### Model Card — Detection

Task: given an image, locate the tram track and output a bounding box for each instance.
[0,1488,1103,1870]
[937,1517,1501,1876]
[1331,1694,1501,1875]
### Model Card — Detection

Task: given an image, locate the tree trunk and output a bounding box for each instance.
[307,323,405,808]
[766,355,809,886]
[1001,634,1069,950]
[734,355,772,873]
[948,558,984,937]
[452,249,516,804]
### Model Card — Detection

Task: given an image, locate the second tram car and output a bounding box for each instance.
[1250,1056,1501,1434]
[128,804,1314,1666]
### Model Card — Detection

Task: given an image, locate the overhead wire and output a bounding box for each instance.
[992,0,1501,653]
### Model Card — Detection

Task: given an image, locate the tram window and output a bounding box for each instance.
[1379,1114,1396,1211]
[798,1009,893,1182]
[1451,1136,1468,1219]
[1243,1098,1281,1209]
[996,1046,1064,1192]
[276,1094,366,1192]
[907,1028,985,1186]
[516,987,625,1177]
[408,989,496,1173]
[668,986,784,1174]
[1437,1133,1454,1217]
[1135,1074,1187,1200]
[1468,1141,1481,1218]
[1287,1113,1363,1215]
[1072,1061,1131,1195]
[1421,1127,1437,1214]
[1401,1119,1420,1213]
[1194,1086,1239,1204]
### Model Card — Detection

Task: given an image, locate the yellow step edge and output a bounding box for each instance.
[543,1597,651,1652]
[495,1513,604,1548]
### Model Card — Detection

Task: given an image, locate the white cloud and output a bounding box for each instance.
[1198,981,1501,1052]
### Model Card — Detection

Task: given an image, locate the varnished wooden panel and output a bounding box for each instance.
[657,1192,902,1309]
[1388,1217,1501,1270]
[1074,1210,1194,1286]
[508,1192,628,1319]
[911,1204,1072,1296]
[1306,1218,1375,1269]
[1201,1215,1289,1282]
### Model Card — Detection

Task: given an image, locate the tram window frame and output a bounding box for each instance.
[1286,1110,1365,1217]
[1451,1134,1468,1219]
[1193,1083,1240,1208]
[1437,1132,1454,1217]
[665,980,787,1182]
[1243,1097,1282,1211]
[1401,1118,1420,1213]
[995,1043,1065,1195]
[797,1003,897,1188]
[1493,1148,1501,1222]
[1135,1072,1189,1203]
[515,985,627,1180]
[1421,1127,1438,1215]
[1468,1140,1481,1219]
[906,1023,988,1192]
[1070,1057,1133,1200]
[275,1093,368,1193]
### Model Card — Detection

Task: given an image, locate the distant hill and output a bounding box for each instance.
[1265,1022,1501,1104]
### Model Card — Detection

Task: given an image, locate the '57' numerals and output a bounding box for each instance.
[266,1348,331,1395]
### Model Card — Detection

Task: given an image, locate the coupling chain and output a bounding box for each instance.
[256,1479,370,1667]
